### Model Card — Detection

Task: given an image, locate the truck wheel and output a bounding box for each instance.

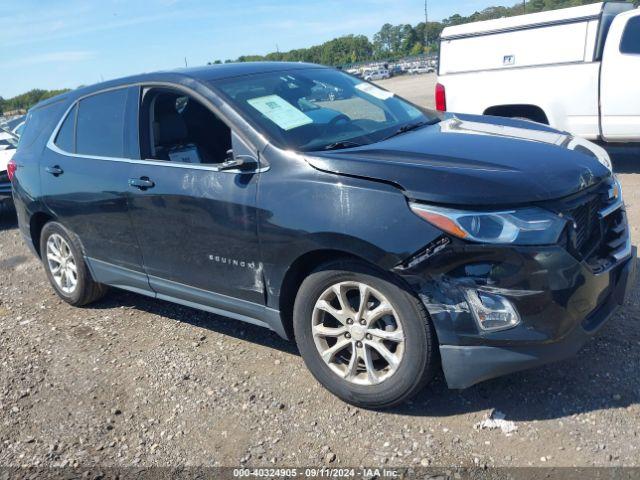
[40,221,108,306]
[293,259,437,409]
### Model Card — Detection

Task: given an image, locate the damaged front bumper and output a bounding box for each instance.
[396,240,637,389]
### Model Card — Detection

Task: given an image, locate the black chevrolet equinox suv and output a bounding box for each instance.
[10,63,636,408]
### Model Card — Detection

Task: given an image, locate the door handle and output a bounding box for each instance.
[45,165,64,176]
[128,177,155,190]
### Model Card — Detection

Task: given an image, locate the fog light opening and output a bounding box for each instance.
[465,290,521,332]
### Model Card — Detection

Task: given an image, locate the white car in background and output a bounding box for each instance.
[364,69,390,81]
[0,134,17,213]
[0,130,14,143]
[409,65,435,75]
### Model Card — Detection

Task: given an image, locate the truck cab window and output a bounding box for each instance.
[141,89,231,164]
[620,16,640,55]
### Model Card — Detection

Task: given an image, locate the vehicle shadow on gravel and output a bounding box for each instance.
[90,289,299,356]
[93,266,639,423]
[0,212,17,232]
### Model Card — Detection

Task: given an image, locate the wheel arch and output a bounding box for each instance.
[278,248,408,340]
[483,104,550,125]
[276,244,419,341]
[29,210,56,258]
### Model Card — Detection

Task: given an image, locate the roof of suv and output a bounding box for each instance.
[32,61,325,110]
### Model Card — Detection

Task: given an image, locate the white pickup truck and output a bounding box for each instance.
[436,2,640,143]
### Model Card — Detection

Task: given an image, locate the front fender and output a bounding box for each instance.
[257,146,443,310]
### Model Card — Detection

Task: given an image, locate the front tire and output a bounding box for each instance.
[40,221,108,306]
[293,260,437,409]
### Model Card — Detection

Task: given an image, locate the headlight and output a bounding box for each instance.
[409,203,567,245]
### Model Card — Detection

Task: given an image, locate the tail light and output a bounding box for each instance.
[435,83,447,112]
[7,159,17,181]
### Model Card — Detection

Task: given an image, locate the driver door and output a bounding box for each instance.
[126,86,265,306]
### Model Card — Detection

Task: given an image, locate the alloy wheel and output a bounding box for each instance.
[311,281,405,386]
[46,233,78,295]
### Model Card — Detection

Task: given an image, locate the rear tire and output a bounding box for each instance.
[293,259,437,409]
[40,221,108,306]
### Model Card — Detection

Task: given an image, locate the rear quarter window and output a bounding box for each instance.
[76,89,128,157]
[17,100,66,151]
[621,16,640,54]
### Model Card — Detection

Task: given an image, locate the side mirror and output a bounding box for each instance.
[217,152,259,172]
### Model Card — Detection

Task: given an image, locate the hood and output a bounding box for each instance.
[305,114,612,206]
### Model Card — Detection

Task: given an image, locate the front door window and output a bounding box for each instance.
[141,89,232,164]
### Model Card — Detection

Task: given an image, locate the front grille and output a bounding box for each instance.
[0,171,8,183]
[552,179,628,273]
[570,196,601,256]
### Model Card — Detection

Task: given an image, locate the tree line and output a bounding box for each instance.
[2,0,638,114]
[0,88,70,116]
[212,0,638,65]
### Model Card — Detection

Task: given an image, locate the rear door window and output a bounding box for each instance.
[76,89,128,157]
[621,16,640,54]
[55,104,77,153]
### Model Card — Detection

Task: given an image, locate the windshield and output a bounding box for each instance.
[213,68,439,152]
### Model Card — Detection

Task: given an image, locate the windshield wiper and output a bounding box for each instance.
[321,140,364,151]
[383,119,438,141]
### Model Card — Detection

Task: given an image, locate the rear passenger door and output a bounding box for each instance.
[42,86,148,292]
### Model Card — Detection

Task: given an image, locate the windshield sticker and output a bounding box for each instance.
[355,83,394,100]
[247,95,313,131]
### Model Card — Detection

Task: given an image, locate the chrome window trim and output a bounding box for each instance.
[45,80,270,174]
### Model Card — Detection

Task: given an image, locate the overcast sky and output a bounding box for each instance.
[0,0,514,98]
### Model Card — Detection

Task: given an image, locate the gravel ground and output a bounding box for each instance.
[0,75,639,469]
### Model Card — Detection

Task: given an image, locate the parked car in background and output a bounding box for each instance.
[2,115,26,138]
[389,65,405,77]
[363,69,390,81]
[437,2,640,143]
[0,130,15,143]
[308,81,346,102]
[0,134,17,213]
[409,65,435,75]
[0,136,16,150]
[10,62,635,408]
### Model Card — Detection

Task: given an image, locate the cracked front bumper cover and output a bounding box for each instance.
[398,241,637,389]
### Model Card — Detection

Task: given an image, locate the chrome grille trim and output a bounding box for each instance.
[599,197,624,219]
